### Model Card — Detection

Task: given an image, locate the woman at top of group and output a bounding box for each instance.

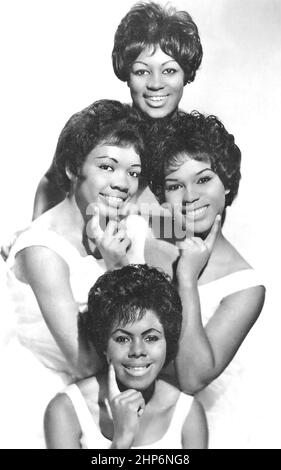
[32,1,203,219]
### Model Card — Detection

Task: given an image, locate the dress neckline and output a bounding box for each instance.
[198,268,253,288]
[73,383,183,448]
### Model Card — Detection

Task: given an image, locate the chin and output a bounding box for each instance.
[193,218,216,236]
[120,377,152,391]
[146,109,170,119]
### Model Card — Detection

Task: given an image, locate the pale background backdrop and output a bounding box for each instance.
[1,0,281,447]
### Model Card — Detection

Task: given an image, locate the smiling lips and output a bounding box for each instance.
[99,193,128,208]
[124,363,152,377]
[184,205,209,220]
[144,95,169,105]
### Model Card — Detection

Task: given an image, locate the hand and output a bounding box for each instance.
[177,215,221,284]
[87,207,132,270]
[107,363,145,449]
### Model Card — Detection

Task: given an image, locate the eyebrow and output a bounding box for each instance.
[95,156,141,167]
[165,168,215,181]
[95,156,118,163]
[132,59,177,67]
[111,327,162,336]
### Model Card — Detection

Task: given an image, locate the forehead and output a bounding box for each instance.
[135,44,177,65]
[111,309,163,334]
[85,144,141,165]
[165,153,211,176]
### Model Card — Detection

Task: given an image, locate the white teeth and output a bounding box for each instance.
[186,206,208,218]
[127,366,147,370]
[107,196,123,202]
[100,194,125,205]
[147,96,167,102]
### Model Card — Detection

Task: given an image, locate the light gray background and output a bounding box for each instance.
[1,0,281,447]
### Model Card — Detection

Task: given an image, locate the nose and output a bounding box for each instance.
[147,71,164,91]
[128,339,147,358]
[183,186,200,204]
[111,171,129,192]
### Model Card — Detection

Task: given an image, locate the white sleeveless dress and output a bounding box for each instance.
[196,269,264,449]
[62,383,194,449]
[0,215,148,449]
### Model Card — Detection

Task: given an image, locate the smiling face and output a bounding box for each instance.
[74,143,141,220]
[128,45,185,119]
[164,155,228,235]
[106,309,166,391]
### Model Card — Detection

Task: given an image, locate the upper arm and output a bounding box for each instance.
[181,397,208,449]
[205,284,265,380]
[16,246,81,371]
[44,393,81,449]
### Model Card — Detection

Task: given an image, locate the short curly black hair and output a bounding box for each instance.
[53,99,145,192]
[149,111,241,208]
[79,264,182,367]
[112,1,202,85]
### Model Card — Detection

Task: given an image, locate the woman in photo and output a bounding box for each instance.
[1,99,147,448]
[146,110,265,448]
[44,264,208,449]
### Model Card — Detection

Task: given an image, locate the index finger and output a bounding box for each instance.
[108,362,121,401]
[205,214,221,252]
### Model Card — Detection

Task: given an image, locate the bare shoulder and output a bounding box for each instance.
[15,244,69,284]
[45,391,76,422]
[44,391,81,448]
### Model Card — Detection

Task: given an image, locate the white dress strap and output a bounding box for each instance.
[199,268,264,298]
[167,393,194,441]
[62,384,108,446]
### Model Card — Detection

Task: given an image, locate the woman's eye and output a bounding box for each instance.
[133,69,149,76]
[165,184,183,192]
[197,176,212,184]
[99,164,113,172]
[163,68,177,75]
[129,171,141,178]
[114,336,129,344]
[145,335,159,343]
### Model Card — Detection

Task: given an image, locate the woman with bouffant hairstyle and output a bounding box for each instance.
[112,1,202,86]
[32,2,203,218]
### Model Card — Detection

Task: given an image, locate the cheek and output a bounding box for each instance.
[86,172,110,191]
[165,191,182,205]
[152,342,167,365]
[106,344,122,366]
[171,76,184,93]
[208,185,226,209]
[128,77,142,95]
[130,178,139,193]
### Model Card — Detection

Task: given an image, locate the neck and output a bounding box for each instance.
[62,194,99,255]
[117,379,156,405]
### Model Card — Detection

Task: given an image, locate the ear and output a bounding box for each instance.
[65,165,77,182]
[104,350,110,365]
